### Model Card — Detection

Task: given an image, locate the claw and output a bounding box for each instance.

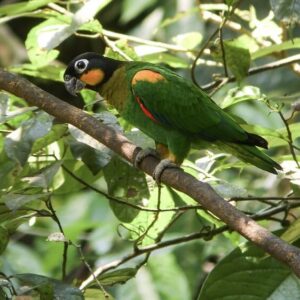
[134,147,159,168]
[153,159,180,183]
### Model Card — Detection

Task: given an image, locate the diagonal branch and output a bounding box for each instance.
[1,69,300,277]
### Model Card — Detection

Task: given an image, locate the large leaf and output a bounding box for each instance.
[97,268,137,287]
[199,241,300,299]
[14,273,83,299]
[4,112,53,165]
[25,0,108,67]
[103,156,149,222]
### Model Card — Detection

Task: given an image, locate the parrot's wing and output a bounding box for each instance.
[130,67,249,144]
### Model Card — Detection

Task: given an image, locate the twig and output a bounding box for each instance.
[278,111,300,167]
[1,70,300,277]
[45,195,69,280]
[202,53,300,91]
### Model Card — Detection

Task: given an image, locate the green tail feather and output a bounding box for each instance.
[218,142,282,174]
[192,140,282,174]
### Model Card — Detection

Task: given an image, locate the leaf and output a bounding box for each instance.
[14,273,84,300]
[4,112,53,165]
[21,162,62,188]
[0,226,9,254]
[97,268,137,286]
[281,218,300,243]
[211,182,248,198]
[223,37,251,82]
[120,0,156,23]
[142,53,189,68]
[4,193,48,211]
[9,63,65,82]
[252,38,300,59]
[0,0,53,16]
[270,0,300,24]
[149,253,191,300]
[103,156,149,222]
[198,242,299,300]
[25,0,109,66]
[173,32,203,49]
[85,289,114,300]
[221,86,265,108]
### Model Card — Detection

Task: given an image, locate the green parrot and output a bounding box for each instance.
[64,52,281,179]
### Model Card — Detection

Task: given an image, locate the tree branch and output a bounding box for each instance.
[202,53,300,91]
[1,69,300,277]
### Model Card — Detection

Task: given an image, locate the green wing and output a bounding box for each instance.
[130,65,248,144]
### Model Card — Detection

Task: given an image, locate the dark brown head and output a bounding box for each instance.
[64,52,122,95]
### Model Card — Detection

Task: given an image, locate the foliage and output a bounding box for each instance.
[0,0,300,299]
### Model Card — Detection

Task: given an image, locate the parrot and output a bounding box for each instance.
[64,52,282,180]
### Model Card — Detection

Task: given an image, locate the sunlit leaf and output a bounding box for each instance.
[85,289,114,300]
[4,193,48,211]
[0,0,53,17]
[221,86,265,108]
[173,32,202,50]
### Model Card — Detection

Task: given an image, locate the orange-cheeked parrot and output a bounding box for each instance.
[64,52,282,179]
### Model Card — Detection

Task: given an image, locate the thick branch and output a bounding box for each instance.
[1,69,300,276]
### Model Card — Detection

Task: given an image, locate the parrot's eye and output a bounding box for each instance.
[74,59,88,73]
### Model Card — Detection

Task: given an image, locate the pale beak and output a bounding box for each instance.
[64,76,86,96]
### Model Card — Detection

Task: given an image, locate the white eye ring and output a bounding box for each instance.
[74,59,88,73]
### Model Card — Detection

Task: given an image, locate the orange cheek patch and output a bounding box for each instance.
[132,70,166,85]
[80,69,105,86]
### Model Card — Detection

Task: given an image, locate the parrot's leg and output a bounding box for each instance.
[134,144,181,183]
[134,147,160,168]
[152,158,179,183]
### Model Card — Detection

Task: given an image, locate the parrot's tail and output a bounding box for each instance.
[221,142,282,174]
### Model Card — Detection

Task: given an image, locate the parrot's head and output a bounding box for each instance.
[64,52,122,96]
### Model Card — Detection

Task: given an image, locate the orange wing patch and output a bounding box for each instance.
[132,70,166,85]
[80,69,105,86]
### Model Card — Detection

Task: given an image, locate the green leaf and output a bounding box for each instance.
[97,268,137,286]
[0,0,54,16]
[103,156,149,222]
[0,226,9,254]
[32,124,68,153]
[252,38,300,59]
[4,193,48,211]
[149,253,191,300]
[281,218,300,243]
[199,242,298,300]
[85,289,114,300]
[221,86,265,108]
[9,63,65,82]
[142,53,189,68]
[223,37,251,81]
[22,162,62,188]
[120,0,156,23]
[270,0,300,23]
[4,112,53,165]
[14,273,84,299]
[173,32,203,50]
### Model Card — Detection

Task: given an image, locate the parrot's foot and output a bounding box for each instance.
[153,159,180,183]
[134,147,159,168]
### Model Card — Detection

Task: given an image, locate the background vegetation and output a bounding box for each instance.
[0,0,300,299]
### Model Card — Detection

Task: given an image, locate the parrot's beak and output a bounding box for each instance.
[64,76,86,96]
